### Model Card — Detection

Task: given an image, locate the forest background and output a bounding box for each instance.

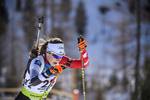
[0,0,150,100]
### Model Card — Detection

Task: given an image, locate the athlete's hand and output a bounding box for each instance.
[59,64,67,71]
[51,64,67,74]
[78,35,87,51]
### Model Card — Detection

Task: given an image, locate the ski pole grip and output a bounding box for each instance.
[78,35,87,52]
[78,37,84,44]
[38,17,44,24]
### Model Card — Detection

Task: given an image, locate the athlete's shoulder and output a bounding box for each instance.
[30,55,44,68]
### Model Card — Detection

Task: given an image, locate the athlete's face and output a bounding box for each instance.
[46,52,63,66]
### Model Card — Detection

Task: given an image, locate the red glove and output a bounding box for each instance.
[51,64,67,74]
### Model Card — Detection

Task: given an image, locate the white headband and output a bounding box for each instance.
[46,43,65,55]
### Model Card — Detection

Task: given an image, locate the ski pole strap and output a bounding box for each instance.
[21,86,49,99]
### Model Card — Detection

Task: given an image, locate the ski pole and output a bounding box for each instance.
[35,17,44,48]
[40,75,58,100]
[40,65,66,100]
[81,56,86,100]
[78,36,86,100]
[29,17,44,59]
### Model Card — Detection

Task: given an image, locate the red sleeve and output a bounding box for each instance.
[80,49,89,68]
[59,49,89,68]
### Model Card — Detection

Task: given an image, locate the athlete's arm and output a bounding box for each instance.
[29,58,53,86]
[59,49,89,68]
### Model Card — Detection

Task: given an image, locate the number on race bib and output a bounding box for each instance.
[41,80,49,88]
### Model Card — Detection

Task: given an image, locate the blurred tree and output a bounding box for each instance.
[109,71,118,88]
[60,0,71,20]
[132,0,141,99]
[137,1,150,99]
[75,1,86,36]
[0,0,8,35]
[144,0,150,13]
[50,0,71,40]
[50,0,55,36]
[22,0,37,50]
[51,27,64,39]
[6,33,22,88]
[16,0,21,11]
[129,0,135,13]
[99,6,110,35]
[42,0,47,36]
[121,73,128,91]
[105,1,136,96]
[139,58,150,100]
[49,0,73,95]
[95,87,104,100]
[0,0,8,86]
[119,27,129,91]
[5,0,25,88]
[110,20,132,93]
[128,0,150,20]
[141,0,150,22]
[124,0,150,99]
